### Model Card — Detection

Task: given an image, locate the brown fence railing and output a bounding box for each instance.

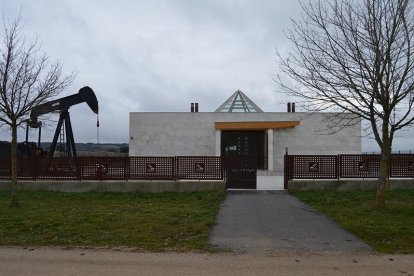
[339,154,381,179]
[0,156,223,181]
[287,155,338,179]
[81,157,127,180]
[176,156,223,180]
[129,157,175,180]
[37,157,80,180]
[285,153,414,188]
[390,154,414,178]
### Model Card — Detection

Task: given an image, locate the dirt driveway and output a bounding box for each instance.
[1,247,413,275]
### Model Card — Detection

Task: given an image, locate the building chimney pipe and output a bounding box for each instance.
[191,103,194,112]
[292,102,295,113]
[195,103,199,112]
[287,103,291,112]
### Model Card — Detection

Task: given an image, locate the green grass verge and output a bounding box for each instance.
[292,189,414,254]
[0,191,225,251]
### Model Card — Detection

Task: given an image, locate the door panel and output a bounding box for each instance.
[221,131,265,170]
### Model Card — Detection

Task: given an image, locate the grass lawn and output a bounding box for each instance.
[292,189,414,254]
[0,191,225,251]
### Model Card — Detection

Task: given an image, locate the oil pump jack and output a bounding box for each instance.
[26,86,99,158]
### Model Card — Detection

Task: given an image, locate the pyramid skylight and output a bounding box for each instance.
[215,90,263,113]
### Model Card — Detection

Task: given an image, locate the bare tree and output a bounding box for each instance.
[277,0,414,207]
[0,14,75,207]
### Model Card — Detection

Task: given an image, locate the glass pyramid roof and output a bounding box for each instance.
[215,90,263,113]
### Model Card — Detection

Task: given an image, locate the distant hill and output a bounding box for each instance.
[0,141,129,157]
[39,142,129,153]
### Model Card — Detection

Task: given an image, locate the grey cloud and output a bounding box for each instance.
[0,0,412,150]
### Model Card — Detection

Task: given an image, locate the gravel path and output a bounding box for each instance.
[209,190,372,253]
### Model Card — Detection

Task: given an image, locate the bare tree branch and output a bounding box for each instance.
[277,0,414,207]
[0,13,75,207]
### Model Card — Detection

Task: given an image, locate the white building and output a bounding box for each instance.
[129,90,361,175]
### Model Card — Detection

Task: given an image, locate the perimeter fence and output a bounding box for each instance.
[0,156,224,181]
[284,153,414,188]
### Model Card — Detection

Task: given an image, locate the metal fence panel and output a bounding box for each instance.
[37,157,80,180]
[390,154,414,178]
[176,156,223,180]
[17,158,37,180]
[288,155,338,179]
[339,154,380,178]
[0,157,37,179]
[80,157,127,180]
[129,157,174,180]
[0,158,11,179]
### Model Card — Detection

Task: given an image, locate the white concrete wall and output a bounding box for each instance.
[129,112,361,174]
[272,113,361,174]
[129,113,217,156]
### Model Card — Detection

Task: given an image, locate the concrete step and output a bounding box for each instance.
[257,170,278,176]
[257,176,284,190]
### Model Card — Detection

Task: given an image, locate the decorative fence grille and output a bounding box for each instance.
[390,154,414,178]
[17,158,36,180]
[287,155,338,180]
[285,153,414,188]
[129,157,175,180]
[176,156,223,180]
[339,154,381,178]
[0,158,10,179]
[81,157,127,180]
[0,156,223,181]
[37,157,79,180]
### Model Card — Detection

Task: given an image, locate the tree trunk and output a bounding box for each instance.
[376,140,391,208]
[10,122,19,207]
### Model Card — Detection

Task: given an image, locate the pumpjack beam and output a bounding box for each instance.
[28,86,98,128]
[26,86,98,157]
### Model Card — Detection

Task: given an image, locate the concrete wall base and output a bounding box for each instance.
[288,179,414,192]
[0,180,226,193]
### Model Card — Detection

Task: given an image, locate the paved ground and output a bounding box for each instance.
[1,247,413,275]
[209,190,372,253]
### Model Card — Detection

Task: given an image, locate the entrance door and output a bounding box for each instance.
[221,131,266,170]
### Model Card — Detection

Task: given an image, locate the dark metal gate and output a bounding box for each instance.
[225,156,257,189]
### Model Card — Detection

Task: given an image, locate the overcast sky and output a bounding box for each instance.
[1,0,412,152]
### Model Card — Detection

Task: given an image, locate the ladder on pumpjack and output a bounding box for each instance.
[59,124,65,157]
